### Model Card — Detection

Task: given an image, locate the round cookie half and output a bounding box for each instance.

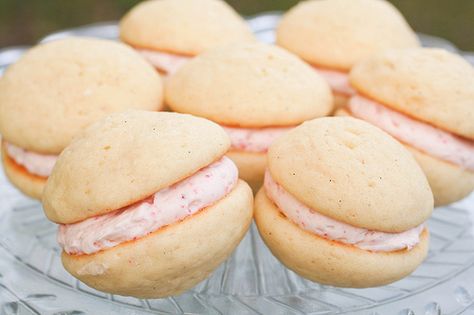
[2,144,46,200]
[0,37,163,155]
[254,189,429,288]
[63,180,253,298]
[43,111,230,224]
[165,43,333,127]
[120,0,255,55]
[268,117,433,232]
[276,0,419,71]
[350,48,474,139]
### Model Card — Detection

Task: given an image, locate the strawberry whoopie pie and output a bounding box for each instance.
[120,0,255,76]
[0,38,163,200]
[277,0,419,109]
[343,48,474,206]
[166,43,333,191]
[255,117,433,287]
[43,111,253,298]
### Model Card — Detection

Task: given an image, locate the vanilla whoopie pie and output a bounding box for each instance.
[342,48,474,206]
[120,0,255,76]
[277,0,419,109]
[166,43,333,191]
[255,117,433,288]
[43,111,253,298]
[0,38,163,200]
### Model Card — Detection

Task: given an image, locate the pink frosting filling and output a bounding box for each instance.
[349,95,474,171]
[58,156,238,255]
[5,142,58,177]
[222,126,292,153]
[264,171,425,252]
[137,49,191,75]
[312,66,356,96]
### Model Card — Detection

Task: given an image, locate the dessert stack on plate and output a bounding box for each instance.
[42,111,253,298]
[120,0,255,76]
[165,42,333,191]
[340,48,474,206]
[276,0,420,109]
[0,37,163,199]
[255,117,433,287]
[0,0,472,300]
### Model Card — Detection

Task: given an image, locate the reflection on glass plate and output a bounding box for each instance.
[0,13,473,315]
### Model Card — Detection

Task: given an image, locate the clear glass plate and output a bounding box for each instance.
[1,13,474,315]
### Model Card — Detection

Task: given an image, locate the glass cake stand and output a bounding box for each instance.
[0,13,474,315]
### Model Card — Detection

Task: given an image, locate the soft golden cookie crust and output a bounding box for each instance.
[254,189,429,288]
[2,143,46,200]
[43,111,230,224]
[165,43,333,127]
[120,0,255,55]
[62,180,253,298]
[0,38,163,154]
[277,0,419,71]
[350,48,474,139]
[268,117,433,232]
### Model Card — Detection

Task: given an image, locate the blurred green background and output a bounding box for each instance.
[1,0,473,51]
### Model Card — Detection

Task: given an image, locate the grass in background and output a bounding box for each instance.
[0,0,473,51]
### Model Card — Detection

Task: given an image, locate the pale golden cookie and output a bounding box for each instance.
[43,111,230,224]
[254,189,429,288]
[63,180,253,298]
[350,48,474,139]
[268,117,433,232]
[256,117,432,287]
[0,37,163,154]
[44,110,254,298]
[120,0,255,55]
[277,0,419,71]
[165,42,332,192]
[166,43,333,127]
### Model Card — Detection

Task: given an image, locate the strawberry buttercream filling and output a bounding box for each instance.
[312,66,356,96]
[4,142,58,177]
[137,49,191,75]
[264,171,425,252]
[58,156,238,255]
[222,126,292,153]
[348,95,474,171]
